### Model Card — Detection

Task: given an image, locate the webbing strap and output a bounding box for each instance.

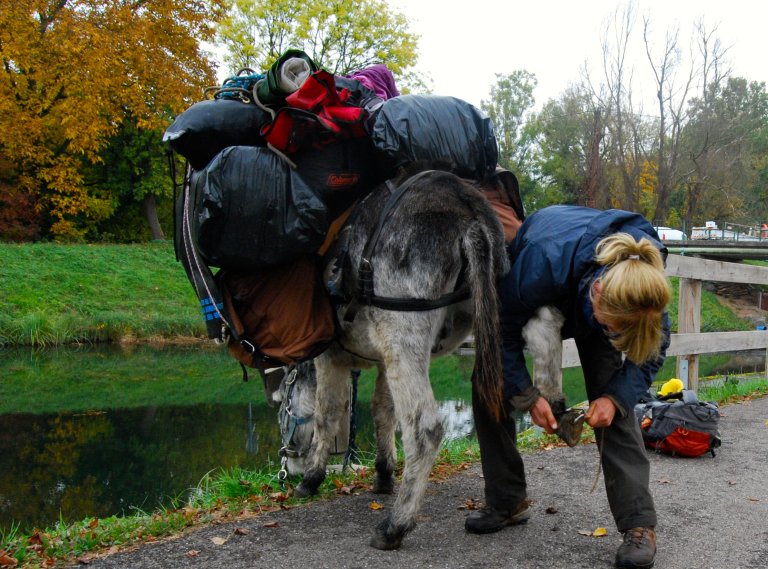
[343,170,470,321]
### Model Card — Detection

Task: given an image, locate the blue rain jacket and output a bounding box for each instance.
[499,205,671,414]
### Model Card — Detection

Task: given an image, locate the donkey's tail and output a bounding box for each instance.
[462,214,509,422]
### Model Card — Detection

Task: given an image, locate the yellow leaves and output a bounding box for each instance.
[1,0,225,237]
[368,501,384,511]
[578,527,608,538]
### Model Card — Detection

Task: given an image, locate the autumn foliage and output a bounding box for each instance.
[0,0,226,240]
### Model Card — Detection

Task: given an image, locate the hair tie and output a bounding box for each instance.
[628,254,640,260]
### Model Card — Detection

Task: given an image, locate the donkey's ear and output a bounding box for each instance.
[263,366,288,407]
[492,167,525,221]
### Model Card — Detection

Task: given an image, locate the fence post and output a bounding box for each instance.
[677,277,702,392]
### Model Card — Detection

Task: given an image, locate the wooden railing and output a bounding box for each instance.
[460,254,768,393]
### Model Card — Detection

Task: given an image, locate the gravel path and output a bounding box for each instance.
[85,396,768,569]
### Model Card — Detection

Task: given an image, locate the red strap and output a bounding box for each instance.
[262,70,368,154]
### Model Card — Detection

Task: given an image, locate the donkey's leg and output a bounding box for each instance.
[371,366,396,494]
[522,305,566,415]
[294,357,350,498]
[370,350,444,550]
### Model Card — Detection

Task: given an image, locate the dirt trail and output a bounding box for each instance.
[85,396,768,569]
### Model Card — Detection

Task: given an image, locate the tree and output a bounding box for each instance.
[642,15,695,223]
[583,2,648,212]
[217,0,419,77]
[480,71,542,211]
[0,0,226,240]
[529,86,601,209]
[86,119,173,242]
[682,76,768,224]
[481,71,537,171]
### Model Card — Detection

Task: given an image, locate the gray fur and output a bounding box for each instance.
[522,305,566,402]
[285,168,509,550]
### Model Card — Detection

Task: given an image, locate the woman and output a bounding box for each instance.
[468,205,671,569]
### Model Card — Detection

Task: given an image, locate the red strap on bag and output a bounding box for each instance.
[261,70,368,154]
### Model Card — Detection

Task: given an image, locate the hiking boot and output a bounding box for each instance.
[615,526,656,568]
[464,500,531,534]
[555,408,586,447]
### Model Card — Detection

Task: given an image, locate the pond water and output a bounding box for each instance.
[1,343,758,533]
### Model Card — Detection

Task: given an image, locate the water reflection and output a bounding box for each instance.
[0,344,591,533]
[0,404,280,532]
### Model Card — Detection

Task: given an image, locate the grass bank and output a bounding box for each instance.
[0,242,758,347]
[0,242,203,347]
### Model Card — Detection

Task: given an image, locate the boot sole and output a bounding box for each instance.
[615,562,654,569]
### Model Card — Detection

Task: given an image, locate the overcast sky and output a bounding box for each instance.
[387,0,768,113]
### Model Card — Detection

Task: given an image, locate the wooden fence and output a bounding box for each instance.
[460,254,768,393]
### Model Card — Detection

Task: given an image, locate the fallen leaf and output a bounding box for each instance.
[185,550,200,557]
[369,501,384,510]
[28,532,43,546]
[578,528,608,538]
[333,479,344,489]
[88,519,99,529]
[0,550,18,568]
[269,492,288,503]
[747,497,760,502]
[234,527,249,536]
[728,480,738,486]
[211,536,228,546]
[459,498,481,511]
[545,506,558,514]
[263,521,280,528]
[657,478,671,484]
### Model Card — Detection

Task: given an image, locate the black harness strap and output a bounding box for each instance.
[342,170,470,322]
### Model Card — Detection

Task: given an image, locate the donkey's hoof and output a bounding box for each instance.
[293,482,316,499]
[369,525,404,550]
[555,408,587,447]
[372,474,395,495]
[369,518,412,550]
[293,468,325,498]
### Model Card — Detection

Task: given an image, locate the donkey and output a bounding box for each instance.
[281,166,510,550]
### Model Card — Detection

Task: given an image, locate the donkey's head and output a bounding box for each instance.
[274,362,317,476]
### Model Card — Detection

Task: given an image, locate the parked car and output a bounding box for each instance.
[655,226,687,241]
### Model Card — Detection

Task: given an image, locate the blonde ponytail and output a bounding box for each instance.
[593,233,671,363]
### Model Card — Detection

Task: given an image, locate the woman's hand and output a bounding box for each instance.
[585,396,617,428]
[530,396,558,434]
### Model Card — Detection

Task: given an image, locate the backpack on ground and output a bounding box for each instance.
[634,390,722,457]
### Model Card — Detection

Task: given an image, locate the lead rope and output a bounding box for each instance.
[342,369,361,472]
[590,428,605,493]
